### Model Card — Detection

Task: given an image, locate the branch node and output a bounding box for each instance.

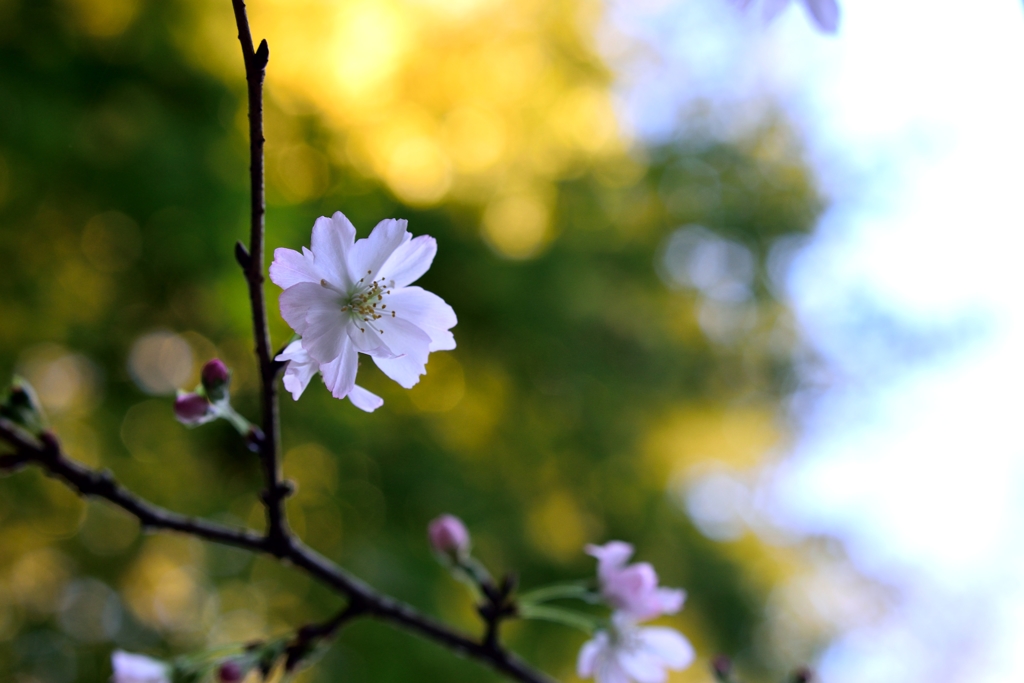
[255,39,270,68]
[39,430,61,458]
[235,240,251,269]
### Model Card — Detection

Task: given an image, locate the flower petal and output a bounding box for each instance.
[372,317,432,388]
[319,343,358,399]
[761,0,792,21]
[596,658,633,683]
[637,627,695,670]
[378,234,437,288]
[803,0,839,32]
[349,218,408,281]
[274,339,307,363]
[586,541,634,577]
[655,588,686,615]
[348,384,384,412]
[375,313,432,361]
[276,341,318,401]
[311,213,357,290]
[112,650,170,683]
[386,287,457,351]
[616,647,667,683]
[281,285,350,364]
[270,247,320,289]
[577,632,608,677]
[279,282,332,335]
[347,319,395,356]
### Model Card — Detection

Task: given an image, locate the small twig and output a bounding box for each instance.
[284,602,366,671]
[479,572,519,652]
[0,452,31,472]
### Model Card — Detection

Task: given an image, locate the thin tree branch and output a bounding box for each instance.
[0,420,267,552]
[229,0,289,552]
[0,421,555,682]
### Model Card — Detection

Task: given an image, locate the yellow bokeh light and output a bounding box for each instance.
[17,343,99,416]
[272,144,330,204]
[527,491,591,563]
[176,0,630,232]
[482,192,553,259]
[60,0,140,37]
[644,406,783,484]
[409,353,465,412]
[442,105,507,174]
[283,443,339,496]
[385,134,452,205]
[121,537,207,633]
[9,548,71,616]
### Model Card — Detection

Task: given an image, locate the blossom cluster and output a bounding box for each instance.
[427,514,696,683]
[579,542,695,683]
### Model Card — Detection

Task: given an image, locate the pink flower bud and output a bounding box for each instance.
[218,660,244,683]
[201,358,231,393]
[174,392,211,424]
[428,514,470,557]
[712,654,732,680]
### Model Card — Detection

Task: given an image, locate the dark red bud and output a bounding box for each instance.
[174,393,211,424]
[712,655,732,680]
[201,358,231,391]
[218,660,244,683]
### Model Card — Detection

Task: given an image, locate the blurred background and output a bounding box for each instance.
[1,0,1022,681]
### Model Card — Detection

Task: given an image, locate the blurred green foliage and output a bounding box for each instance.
[0,1,827,681]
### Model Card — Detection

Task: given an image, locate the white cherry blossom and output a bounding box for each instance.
[577,614,695,683]
[271,212,456,405]
[111,650,170,683]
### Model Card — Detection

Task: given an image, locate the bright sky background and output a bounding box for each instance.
[607,1,1024,681]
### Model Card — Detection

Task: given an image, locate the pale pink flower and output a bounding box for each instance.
[732,0,839,33]
[275,340,383,412]
[271,212,456,404]
[577,613,695,683]
[111,650,170,683]
[587,542,685,621]
[428,514,470,557]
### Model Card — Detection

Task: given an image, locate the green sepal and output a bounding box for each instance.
[517,603,603,634]
[517,582,596,606]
